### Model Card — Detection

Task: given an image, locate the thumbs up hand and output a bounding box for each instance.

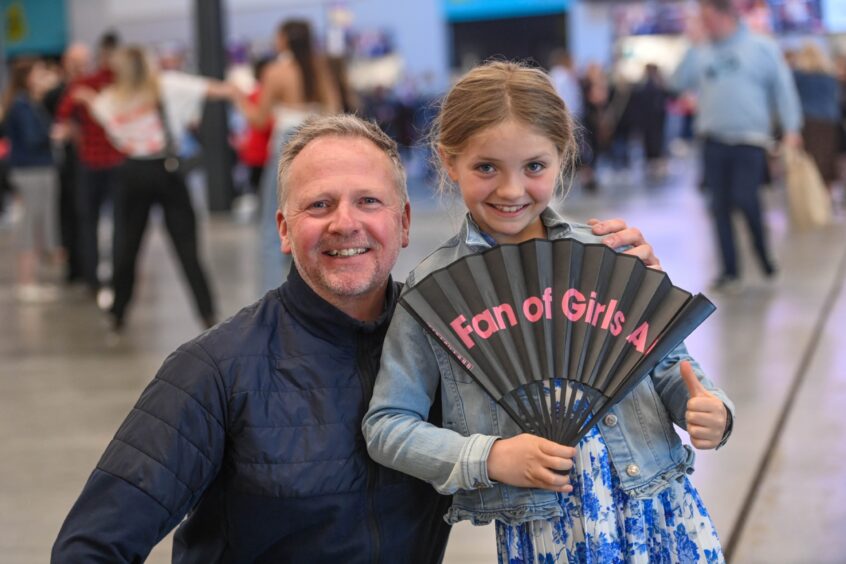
[681,360,728,450]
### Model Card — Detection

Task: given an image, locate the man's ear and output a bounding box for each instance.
[276,209,292,254]
[437,145,458,182]
[401,201,411,248]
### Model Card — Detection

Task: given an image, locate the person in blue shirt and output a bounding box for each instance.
[671,0,803,293]
[4,58,63,302]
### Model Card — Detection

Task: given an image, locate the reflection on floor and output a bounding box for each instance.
[1,155,844,563]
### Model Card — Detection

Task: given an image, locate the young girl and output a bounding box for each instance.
[363,61,733,563]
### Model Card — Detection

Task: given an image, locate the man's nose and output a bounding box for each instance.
[328,201,360,233]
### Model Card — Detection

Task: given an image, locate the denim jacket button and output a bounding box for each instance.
[603,414,618,427]
[626,464,640,477]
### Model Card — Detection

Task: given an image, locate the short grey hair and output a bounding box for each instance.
[277,114,408,212]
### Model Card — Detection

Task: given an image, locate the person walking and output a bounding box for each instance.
[671,0,802,292]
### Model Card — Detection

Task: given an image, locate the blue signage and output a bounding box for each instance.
[2,0,67,57]
[444,0,569,22]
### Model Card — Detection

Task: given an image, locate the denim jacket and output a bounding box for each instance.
[363,209,735,526]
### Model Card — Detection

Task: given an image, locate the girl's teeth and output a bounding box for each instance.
[495,205,523,213]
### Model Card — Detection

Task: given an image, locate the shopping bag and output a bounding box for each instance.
[784,147,833,230]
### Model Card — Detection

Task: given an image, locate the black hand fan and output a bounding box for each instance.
[400,238,715,447]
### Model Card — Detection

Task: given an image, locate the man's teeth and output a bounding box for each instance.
[326,248,367,257]
[493,204,525,213]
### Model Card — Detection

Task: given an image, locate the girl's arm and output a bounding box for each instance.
[363,305,497,494]
[650,344,734,449]
[363,305,574,494]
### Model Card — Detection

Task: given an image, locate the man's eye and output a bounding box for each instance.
[361,197,380,205]
[309,201,328,209]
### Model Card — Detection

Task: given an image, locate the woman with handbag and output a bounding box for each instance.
[75,45,237,332]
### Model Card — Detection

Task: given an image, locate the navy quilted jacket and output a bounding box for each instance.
[52,266,452,563]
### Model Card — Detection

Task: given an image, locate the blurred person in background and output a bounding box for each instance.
[235,19,341,293]
[55,32,125,300]
[4,58,63,302]
[74,45,237,333]
[233,55,274,218]
[43,42,90,286]
[791,42,841,195]
[549,49,583,123]
[579,62,608,193]
[634,63,671,180]
[671,0,802,293]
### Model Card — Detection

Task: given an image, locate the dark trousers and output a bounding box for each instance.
[58,144,82,281]
[111,158,215,324]
[77,165,118,292]
[702,140,774,278]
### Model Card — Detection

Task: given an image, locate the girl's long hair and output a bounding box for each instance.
[109,46,160,104]
[280,20,320,104]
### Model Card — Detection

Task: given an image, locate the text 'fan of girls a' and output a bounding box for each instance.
[400,238,715,447]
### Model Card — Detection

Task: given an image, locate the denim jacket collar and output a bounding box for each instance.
[278,264,398,346]
[462,208,575,250]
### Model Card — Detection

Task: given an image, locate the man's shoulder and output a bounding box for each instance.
[190,291,286,363]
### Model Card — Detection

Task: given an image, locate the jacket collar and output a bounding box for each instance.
[462,208,574,250]
[278,263,399,345]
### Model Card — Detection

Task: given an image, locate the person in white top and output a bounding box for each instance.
[75,45,237,333]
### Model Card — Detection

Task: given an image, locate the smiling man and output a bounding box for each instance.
[52,115,660,563]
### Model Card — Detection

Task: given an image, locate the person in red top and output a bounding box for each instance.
[55,32,124,298]
[237,56,274,197]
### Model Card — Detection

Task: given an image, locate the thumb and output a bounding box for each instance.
[680,360,709,398]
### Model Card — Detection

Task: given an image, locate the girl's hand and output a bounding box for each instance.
[487,434,575,492]
[587,218,661,270]
[681,360,728,450]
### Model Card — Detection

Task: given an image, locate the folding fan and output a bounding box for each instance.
[400,238,716,447]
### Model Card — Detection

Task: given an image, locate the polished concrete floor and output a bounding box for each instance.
[2,152,845,563]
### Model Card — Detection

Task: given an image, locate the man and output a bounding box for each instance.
[52,115,660,562]
[55,31,124,299]
[671,0,802,292]
[44,43,91,285]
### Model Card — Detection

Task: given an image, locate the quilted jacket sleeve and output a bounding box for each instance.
[51,342,227,562]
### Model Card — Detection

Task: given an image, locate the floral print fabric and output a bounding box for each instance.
[495,426,724,563]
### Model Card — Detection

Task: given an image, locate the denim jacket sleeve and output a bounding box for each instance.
[363,304,499,495]
[650,342,735,443]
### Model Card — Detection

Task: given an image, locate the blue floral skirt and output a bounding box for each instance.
[495,426,725,563]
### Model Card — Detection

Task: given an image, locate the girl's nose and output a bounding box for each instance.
[496,173,525,199]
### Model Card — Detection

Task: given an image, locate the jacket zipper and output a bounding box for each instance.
[356,332,381,564]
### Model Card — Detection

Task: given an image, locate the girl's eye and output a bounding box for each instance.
[476,163,495,174]
[526,162,546,173]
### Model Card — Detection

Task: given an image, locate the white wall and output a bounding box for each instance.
[568,1,615,71]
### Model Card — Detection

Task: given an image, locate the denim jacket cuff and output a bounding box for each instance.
[716,403,734,450]
[461,434,499,490]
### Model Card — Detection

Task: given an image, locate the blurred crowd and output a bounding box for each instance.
[1,16,843,317]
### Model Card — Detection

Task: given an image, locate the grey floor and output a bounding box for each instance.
[2,152,845,563]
